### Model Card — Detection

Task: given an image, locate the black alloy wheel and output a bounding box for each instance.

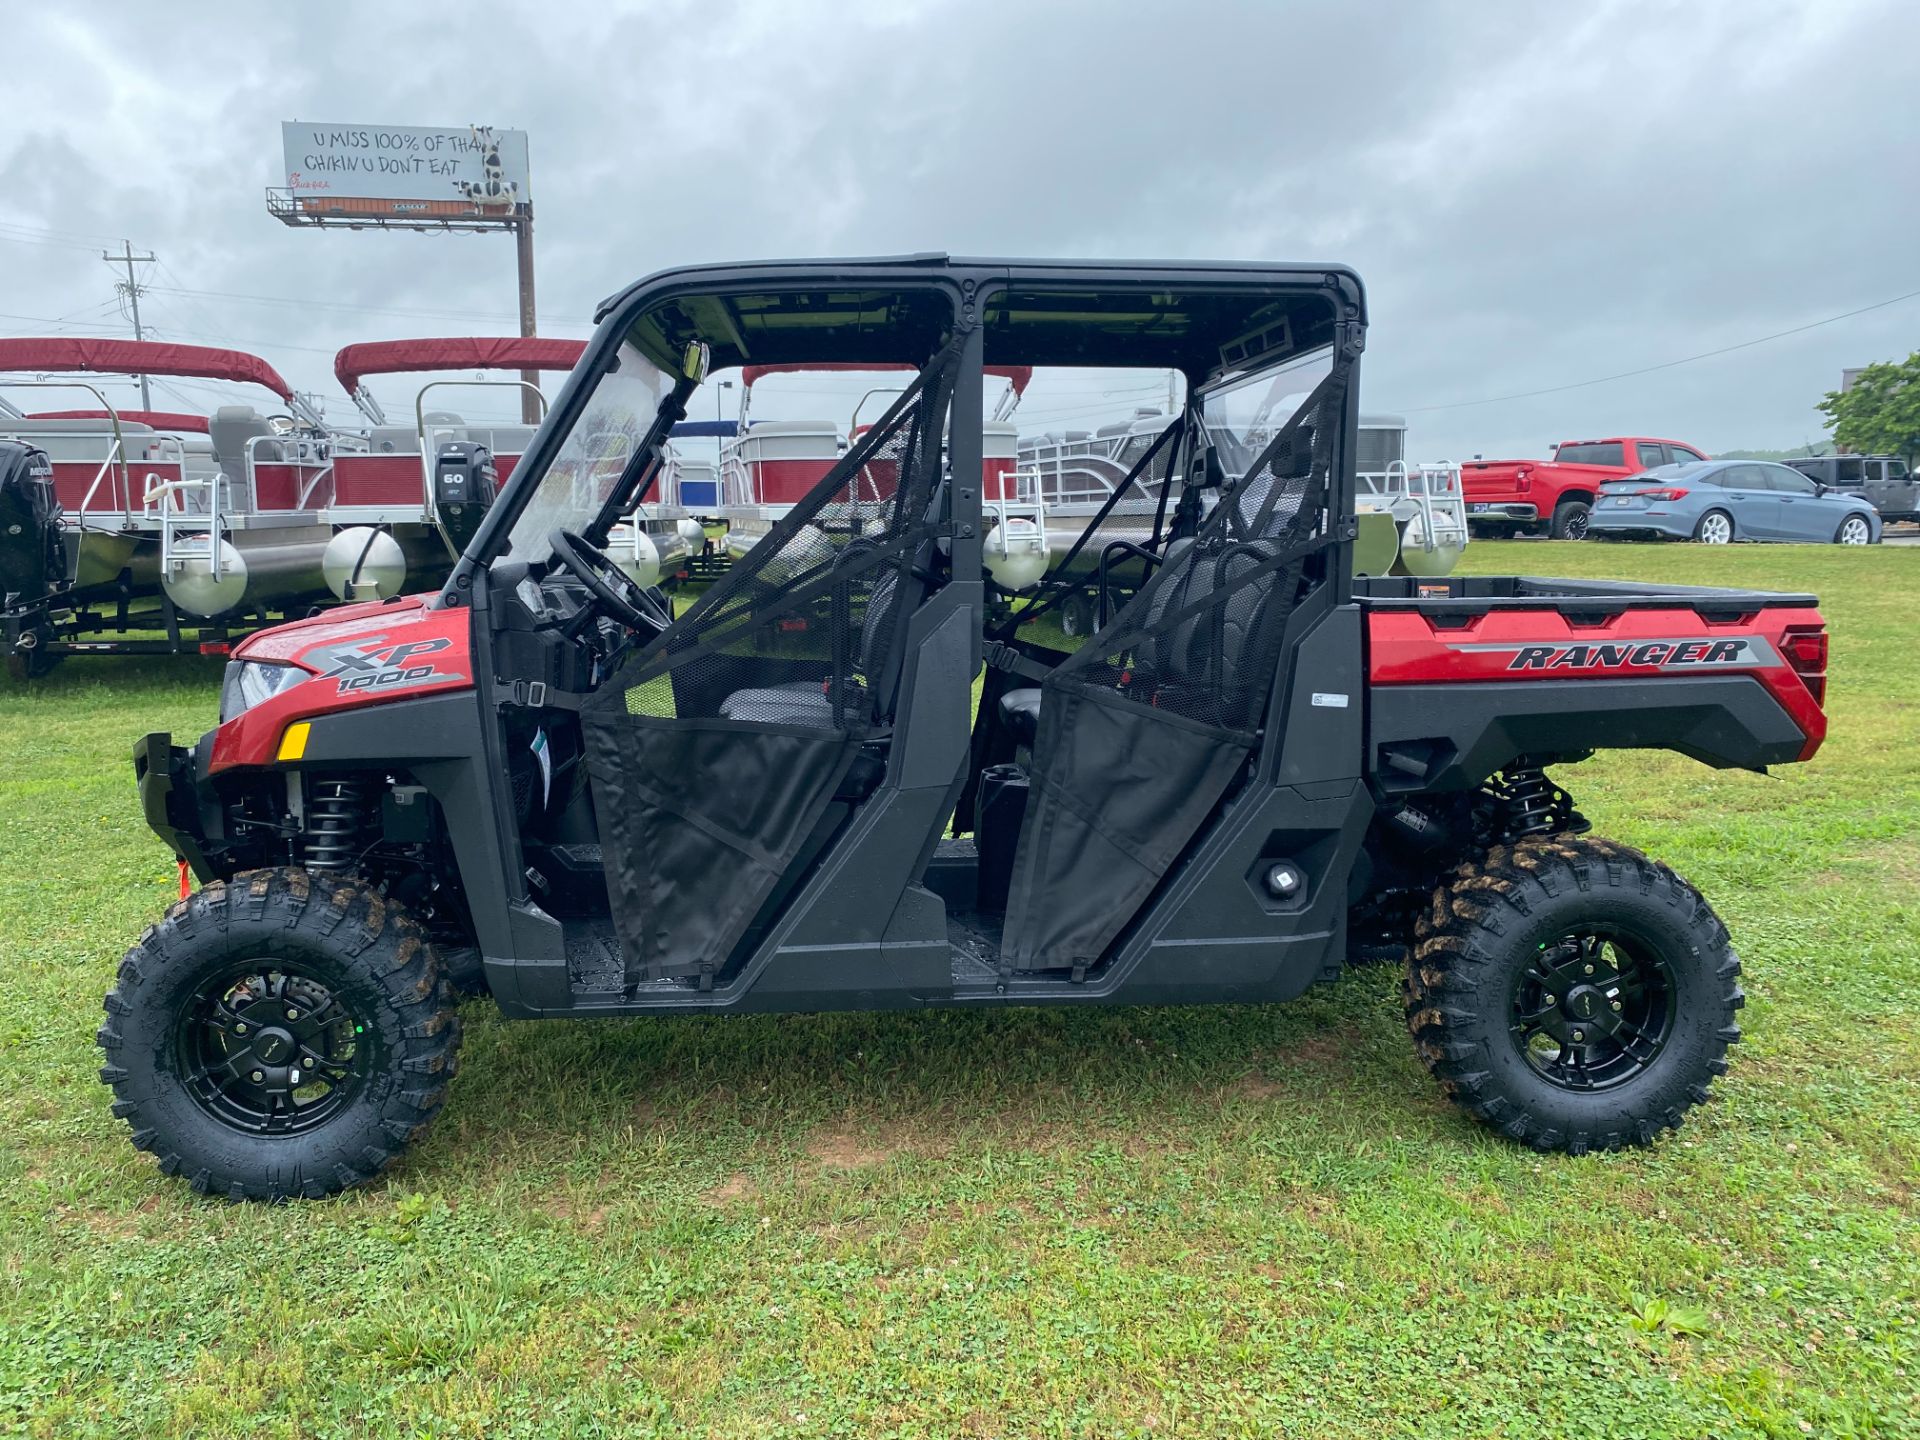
[1508,929,1676,1092]
[1550,499,1592,539]
[177,965,373,1136]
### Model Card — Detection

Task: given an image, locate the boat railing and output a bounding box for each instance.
[244,432,335,513]
[0,380,137,525]
[1364,460,1469,556]
[1014,443,1164,510]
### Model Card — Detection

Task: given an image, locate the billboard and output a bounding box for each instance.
[280,123,531,215]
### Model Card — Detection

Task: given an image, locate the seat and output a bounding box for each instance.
[718,680,840,728]
[208,406,276,483]
[997,540,1287,746]
[717,566,903,728]
[1000,687,1042,748]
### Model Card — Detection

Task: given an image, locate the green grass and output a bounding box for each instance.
[1,540,1916,1438]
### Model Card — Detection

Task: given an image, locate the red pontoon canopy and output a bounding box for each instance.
[0,338,294,403]
[27,409,210,433]
[334,337,587,395]
[740,361,1033,395]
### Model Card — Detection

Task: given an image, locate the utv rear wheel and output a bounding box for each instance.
[1549,499,1591,539]
[98,868,461,1200]
[1405,836,1741,1153]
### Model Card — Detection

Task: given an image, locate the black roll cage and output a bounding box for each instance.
[441,256,1368,608]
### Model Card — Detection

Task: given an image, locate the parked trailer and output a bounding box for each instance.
[0,338,342,669]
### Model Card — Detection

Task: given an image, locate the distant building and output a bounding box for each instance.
[1842,367,1865,392]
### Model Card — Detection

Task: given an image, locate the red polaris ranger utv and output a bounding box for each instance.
[103,259,1831,1199]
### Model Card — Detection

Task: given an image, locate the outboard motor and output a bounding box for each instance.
[432,441,497,556]
[0,441,65,610]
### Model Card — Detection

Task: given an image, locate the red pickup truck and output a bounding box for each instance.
[1462,437,1709,539]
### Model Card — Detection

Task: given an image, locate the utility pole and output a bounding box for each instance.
[103,241,157,409]
[514,213,539,424]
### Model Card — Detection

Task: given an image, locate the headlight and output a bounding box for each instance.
[219,660,304,721]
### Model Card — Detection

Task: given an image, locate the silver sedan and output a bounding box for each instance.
[1589,460,1882,545]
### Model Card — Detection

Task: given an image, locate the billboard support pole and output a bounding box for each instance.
[515,209,538,425]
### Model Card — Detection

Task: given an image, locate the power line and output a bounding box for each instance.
[0,307,131,329]
[144,282,595,329]
[0,219,140,247]
[1403,286,1920,414]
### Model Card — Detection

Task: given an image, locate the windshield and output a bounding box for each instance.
[505,339,675,564]
[1199,345,1334,480]
[1555,442,1626,466]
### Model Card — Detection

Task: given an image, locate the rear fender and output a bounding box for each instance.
[1366,604,1827,788]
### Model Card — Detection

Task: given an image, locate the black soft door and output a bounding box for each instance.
[1001,365,1349,972]
[581,346,958,988]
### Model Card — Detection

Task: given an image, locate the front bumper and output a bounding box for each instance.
[134,732,216,881]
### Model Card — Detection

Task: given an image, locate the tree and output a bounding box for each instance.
[1818,351,1920,463]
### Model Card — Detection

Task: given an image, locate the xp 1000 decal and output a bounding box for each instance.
[310,635,467,695]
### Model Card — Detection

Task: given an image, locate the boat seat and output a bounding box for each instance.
[209,406,275,482]
[369,426,416,455]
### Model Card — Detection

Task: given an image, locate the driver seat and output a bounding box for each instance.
[715,562,908,730]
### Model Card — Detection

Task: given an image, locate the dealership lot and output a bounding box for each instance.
[2,539,1913,1437]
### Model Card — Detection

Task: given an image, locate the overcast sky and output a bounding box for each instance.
[3,0,1915,457]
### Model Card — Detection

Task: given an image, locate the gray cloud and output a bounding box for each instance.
[3,0,1914,456]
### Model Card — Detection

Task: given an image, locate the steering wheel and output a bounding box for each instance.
[547,529,673,637]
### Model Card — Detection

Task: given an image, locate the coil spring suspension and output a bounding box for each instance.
[304,778,366,871]
[1500,766,1558,838]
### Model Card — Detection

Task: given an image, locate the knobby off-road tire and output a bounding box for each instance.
[98,868,461,1200]
[1405,835,1742,1154]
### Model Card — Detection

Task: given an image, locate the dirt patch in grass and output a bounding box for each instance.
[1271,1025,1369,1071]
[1225,1070,1285,1101]
[805,1130,897,1170]
[705,1171,757,1205]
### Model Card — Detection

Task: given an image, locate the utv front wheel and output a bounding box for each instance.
[98,868,461,1200]
[1405,836,1741,1153]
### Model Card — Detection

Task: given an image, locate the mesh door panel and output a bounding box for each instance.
[1001,364,1348,970]
[582,344,959,983]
